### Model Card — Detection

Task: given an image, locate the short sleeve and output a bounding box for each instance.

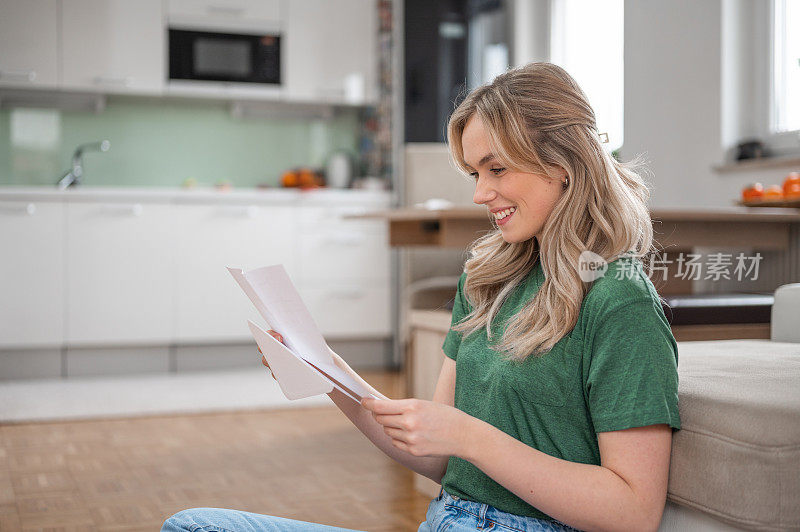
[442,273,470,360]
[584,298,681,433]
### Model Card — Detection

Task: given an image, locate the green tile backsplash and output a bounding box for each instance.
[0,96,360,188]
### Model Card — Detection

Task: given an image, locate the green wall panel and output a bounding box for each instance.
[0,96,359,189]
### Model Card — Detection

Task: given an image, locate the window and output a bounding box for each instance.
[550,0,624,152]
[772,0,800,134]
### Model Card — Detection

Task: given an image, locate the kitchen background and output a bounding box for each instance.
[1,1,800,530]
[1,0,799,385]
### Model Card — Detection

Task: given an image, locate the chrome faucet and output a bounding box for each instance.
[56,140,110,189]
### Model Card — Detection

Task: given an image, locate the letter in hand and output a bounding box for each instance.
[259,330,284,380]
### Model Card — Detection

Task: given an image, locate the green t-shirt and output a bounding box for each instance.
[440,255,680,521]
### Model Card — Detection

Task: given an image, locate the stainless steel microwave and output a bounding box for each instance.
[168,28,281,85]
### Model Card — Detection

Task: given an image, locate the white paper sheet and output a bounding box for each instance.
[228,265,378,402]
[248,321,333,400]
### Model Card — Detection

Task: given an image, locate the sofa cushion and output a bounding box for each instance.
[669,340,800,531]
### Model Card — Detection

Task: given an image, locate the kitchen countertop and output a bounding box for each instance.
[0,186,392,205]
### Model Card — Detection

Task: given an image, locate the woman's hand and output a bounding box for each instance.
[361,398,475,458]
[258,330,284,380]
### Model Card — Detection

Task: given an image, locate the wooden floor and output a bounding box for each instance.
[0,371,432,532]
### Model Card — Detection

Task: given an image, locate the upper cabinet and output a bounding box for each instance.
[167,0,282,32]
[0,0,377,105]
[0,0,59,88]
[284,0,377,105]
[61,0,165,94]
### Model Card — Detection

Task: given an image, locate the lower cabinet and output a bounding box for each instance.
[299,281,391,338]
[66,201,175,345]
[0,201,65,348]
[0,192,393,375]
[297,203,392,338]
[174,203,296,343]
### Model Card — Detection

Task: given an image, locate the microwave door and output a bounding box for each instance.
[169,29,280,85]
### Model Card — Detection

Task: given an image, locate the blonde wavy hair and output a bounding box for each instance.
[447,62,655,360]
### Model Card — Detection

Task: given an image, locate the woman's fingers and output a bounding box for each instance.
[383,426,410,443]
[373,413,405,429]
[261,355,276,380]
[256,330,282,381]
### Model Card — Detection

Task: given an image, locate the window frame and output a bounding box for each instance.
[765,0,800,156]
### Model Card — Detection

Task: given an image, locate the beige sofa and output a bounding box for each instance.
[659,283,800,531]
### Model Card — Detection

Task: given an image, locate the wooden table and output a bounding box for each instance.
[361,206,800,295]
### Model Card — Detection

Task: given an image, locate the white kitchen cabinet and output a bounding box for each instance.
[0,201,65,347]
[284,0,377,104]
[60,0,165,94]
[298,224,389,282]
[167,0,282,31]
[297,202,390,338]
[66,201,175,345]
[299,281,391,338]
[0,0,59,88]
[174,203,297,342]
[0,190,392,361]
[298,208,389,283]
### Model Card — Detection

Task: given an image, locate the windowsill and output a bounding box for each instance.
[713,154,800,173]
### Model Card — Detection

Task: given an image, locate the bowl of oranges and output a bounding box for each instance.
[740,172,800,207]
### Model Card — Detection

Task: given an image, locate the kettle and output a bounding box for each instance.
[325,150,356,188]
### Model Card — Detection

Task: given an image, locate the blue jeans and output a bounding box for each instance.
[420,488,581,531]
[161,488,581,532]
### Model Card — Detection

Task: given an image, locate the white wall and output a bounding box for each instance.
[623,0,797,209]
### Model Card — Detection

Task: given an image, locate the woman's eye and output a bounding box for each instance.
[469,168,505,179]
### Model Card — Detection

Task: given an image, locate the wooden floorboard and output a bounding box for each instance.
[0,370,432,532]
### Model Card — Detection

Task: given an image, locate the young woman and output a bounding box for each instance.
[163,62,680,532]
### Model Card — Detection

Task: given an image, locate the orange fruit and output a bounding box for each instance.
[742,183,764,202]
[281,170,299,187]
[784,183,800,200]
[763,184,784,201]
[783,172,800,196]
[298,168,317,187]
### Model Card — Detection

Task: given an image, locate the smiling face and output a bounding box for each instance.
[461,114,566,244]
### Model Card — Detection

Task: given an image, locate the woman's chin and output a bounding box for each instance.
[498,227,538,244]
[499,231,524,244]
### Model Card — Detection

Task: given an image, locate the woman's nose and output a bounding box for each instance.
[473,174,496,205]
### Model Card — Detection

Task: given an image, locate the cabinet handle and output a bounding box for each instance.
[100,204,143,216]
[0,69,37,82]
[0,203,37,215]
[206,5,245,16]
[93,76,133,87]
[336,207,369,217]
[215,206,259,218]
[320,233,365,246]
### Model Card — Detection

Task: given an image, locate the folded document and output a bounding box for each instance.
[228,264,379,402]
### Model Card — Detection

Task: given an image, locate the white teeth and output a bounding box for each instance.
[493,207,516,220]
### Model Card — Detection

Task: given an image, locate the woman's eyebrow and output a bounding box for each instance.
[465,153,498,169]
